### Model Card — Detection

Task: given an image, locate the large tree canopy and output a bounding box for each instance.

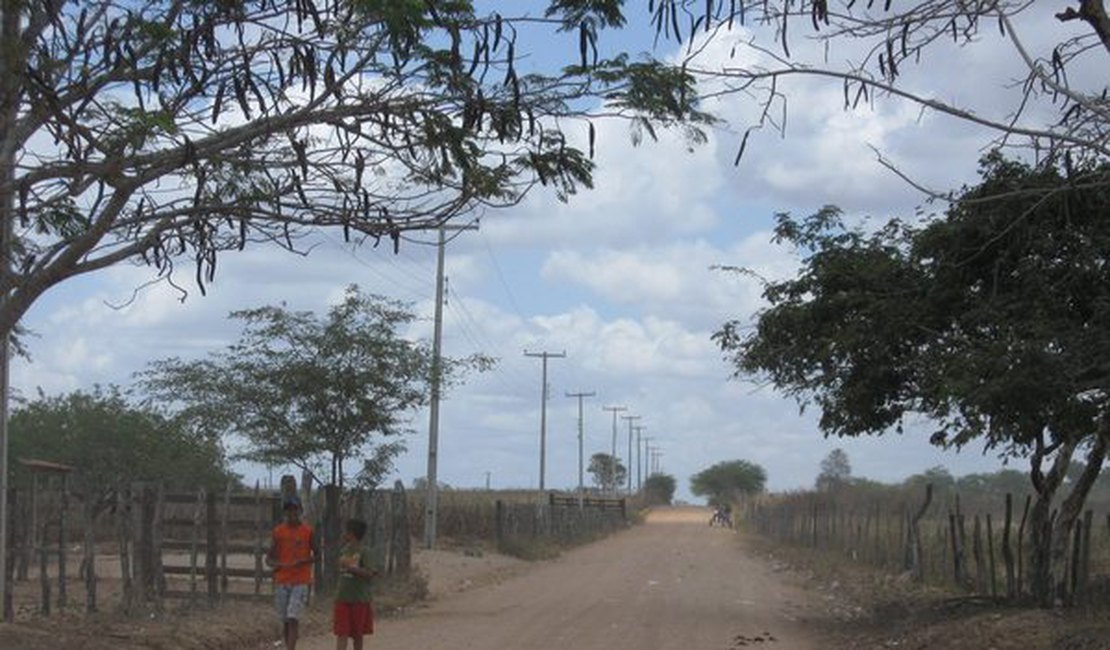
[138,284,486,488]
[0,0,714,339]
[689,459,766,505]
[717,154,1110,605]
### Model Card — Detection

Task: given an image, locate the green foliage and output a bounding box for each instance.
[9,386,235,512]
[718,155,1110,456]
[0,0,715,340]
[642,473,676,506]
[815,448,851,492]
[690,459,766,505]
[139,285,490,487]
[587,452,625,493]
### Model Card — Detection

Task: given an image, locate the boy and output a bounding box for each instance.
[267,495,317,650]
[334,518,380,650]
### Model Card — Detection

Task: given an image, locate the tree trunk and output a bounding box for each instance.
[1027,437,1074,607]
[1048,434,1106,606]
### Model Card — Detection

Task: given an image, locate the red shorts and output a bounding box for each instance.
[333,601,374,637]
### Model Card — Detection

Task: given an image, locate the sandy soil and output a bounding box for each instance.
[296,506,822,650]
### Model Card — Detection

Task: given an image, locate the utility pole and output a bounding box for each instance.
[641,436,654,483]
[601,405,626,494]
[565,391,595,495]
[620,414,641,493]
[485,471,491,491]
[524,350,565,491]
[633,425,646,491]
[424,223,478,551]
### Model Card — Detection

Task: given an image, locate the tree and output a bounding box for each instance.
[716,155,1110,605]
[815,448,851,492]
[0,0,714,341]
[9,385,234,514]
[656,2,1108,182]
[689,459,766,506]
[139,285,487,488]
[642,473,676,506]
[587,452,625,493]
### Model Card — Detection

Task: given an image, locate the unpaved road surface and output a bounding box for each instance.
[300,506,821,649]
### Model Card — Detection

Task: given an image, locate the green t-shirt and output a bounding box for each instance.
[335,543,381,603]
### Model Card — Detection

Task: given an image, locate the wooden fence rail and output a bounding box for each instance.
[745,486,1110,604]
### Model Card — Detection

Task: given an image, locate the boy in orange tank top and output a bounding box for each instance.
[267,495,318,650]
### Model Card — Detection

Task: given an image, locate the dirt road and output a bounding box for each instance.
[299,506,821,650]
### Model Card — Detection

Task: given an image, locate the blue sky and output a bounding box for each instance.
[13,3,1097,502]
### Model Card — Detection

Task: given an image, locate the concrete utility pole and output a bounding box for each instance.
[424,223,478,551]
[633,425,647,491]
[601,405,626,493]
[524,350,565,491]
[620,414,641,493]
[641,436,654,483]
[565,391,595,494]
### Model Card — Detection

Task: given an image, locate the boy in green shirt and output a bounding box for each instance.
[334,519,380,650]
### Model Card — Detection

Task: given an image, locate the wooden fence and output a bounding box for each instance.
[745,486,1110,604]
[1,480,412,621]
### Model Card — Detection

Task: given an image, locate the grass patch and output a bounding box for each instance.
[497,537,562,561]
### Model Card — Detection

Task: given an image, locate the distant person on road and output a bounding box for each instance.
[268,495,318,650]
[334,518,382,650]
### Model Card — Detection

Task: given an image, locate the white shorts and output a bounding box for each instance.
[274,584,309,621]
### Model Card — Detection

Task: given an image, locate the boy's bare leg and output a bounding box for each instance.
[352,635,363,650]
[335,636,348,650]
[285,620,299,650]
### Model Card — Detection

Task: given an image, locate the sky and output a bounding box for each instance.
[11,4,1099,502]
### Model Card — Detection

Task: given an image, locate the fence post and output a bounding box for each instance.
[57,473,68,609]
[82,498,97,613]
[1017,494,1031,597]
[972,515,987,594]
[254,482,263,596]
[1002,494,1015,599]
[117,484,133,612]
[189,490,203,602]
[495,500,504,551]
[321,484,341,593]
[986,513,997,598]
[220,484,230,595]
[390,481,410,576]
[205,490,218,604]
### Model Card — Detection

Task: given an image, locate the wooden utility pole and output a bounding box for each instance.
[601,405,626,491]
[424,223,478,550]
[633,426,647,491]
[620,414,641,493]
[524,350,565,491]
[565,391,596,494]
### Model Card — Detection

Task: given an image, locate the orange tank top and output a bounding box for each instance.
[272,523,314,585]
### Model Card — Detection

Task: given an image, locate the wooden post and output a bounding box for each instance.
[82,499,97,613]
[253,482,263,596]
[1017,494,1031,596]
[57,474,68,609]
[322,484,341,593]
[3,487,14,621]
[986,513,997,597]
[1002,494,1015,599]
[949,512,964,587]
[38,543,49,616]
[495,500,504,551]
[117,484,133,612]
[153,484,165,603]
[189,490,203,602]
[391,481,410,576]
[972,515,987,594]
[205,490,217,604]
[220,484,230,595]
